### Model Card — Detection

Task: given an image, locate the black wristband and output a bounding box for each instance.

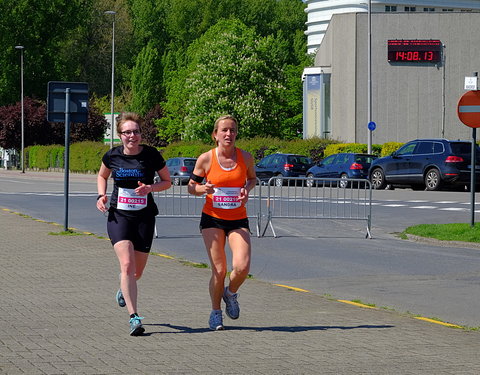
[97,194,105,201]
[190,173,204,183]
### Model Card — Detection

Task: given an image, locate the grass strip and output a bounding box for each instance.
[404,222,480,243]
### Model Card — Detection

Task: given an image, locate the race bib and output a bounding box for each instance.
[117,187,147,211]
[212,187,241,209]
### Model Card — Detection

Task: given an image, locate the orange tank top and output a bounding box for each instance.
[202,148,248,220]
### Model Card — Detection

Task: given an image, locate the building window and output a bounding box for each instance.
[385,5,397,12]
[442,9,453,12]
[423,8,435,12]
[405,7,416,12]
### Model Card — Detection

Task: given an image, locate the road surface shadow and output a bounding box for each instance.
[141,323,394,335]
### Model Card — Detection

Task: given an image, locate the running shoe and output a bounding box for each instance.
[129,316,145,336]
[209,310,224,331]
[116,289,126,307]
[222,287,240,319]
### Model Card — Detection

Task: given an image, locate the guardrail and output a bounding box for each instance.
[154,176,372,238]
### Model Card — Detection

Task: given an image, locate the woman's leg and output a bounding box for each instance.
[114,240,140,315]
[134,251,149,281]
[202,228,227,310]
[226,228,251,293]
[134,215,154,281]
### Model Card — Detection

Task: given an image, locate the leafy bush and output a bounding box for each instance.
[372,144,383,155]
[323,143,383,158]
[162,136,338,163]
[324,143,367,156]
[161,141,211,160]
[236,137,282,162]
[70,142,109,173]
[381,142,404,156]
[26,145,64,169]
[285,137,334,163]
[143,105,167,147]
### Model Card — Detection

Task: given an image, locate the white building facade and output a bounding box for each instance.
[302,1,480,145]
[303,1,480,54]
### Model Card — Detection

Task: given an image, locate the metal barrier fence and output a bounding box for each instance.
[154,175,372,238]
[260,177,372,239]
[154,176,263,237]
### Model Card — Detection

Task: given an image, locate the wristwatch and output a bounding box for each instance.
[97,194,105,200]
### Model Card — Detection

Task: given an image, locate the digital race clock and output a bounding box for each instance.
[387,40,442,63]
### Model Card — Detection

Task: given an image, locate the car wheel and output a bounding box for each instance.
[370,168,387,190]
[425,168,441,191]
[339,173,349,188]
[274,175,284,187]
[173,176,181,186]
[306,173,316,187]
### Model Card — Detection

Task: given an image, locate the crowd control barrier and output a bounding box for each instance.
[154,176,372,239]
[154,176,263,237]
[260,177,372,238]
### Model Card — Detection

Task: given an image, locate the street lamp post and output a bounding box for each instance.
[367,0,372,154]
[105,10,116,149]
[15,45,25,173]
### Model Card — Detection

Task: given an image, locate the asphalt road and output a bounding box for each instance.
[1,170,480,328]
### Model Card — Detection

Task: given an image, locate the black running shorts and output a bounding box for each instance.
[107,209,156,253]
[199,212,250,235]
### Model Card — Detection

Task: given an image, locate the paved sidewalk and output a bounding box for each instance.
[0,208,479,374]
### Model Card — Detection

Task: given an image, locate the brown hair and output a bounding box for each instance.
[211,115,238,144]
[116,112,144,135]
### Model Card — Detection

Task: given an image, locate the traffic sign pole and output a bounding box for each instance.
[471,128,476,227]
[457,82,480,227]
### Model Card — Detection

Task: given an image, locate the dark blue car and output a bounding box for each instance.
[255,153,313,186]
[306,153,377,188]
[369,139,480,191]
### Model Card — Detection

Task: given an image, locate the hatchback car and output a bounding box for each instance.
[306,153,377,188]
[165,157,197,185]
[369,139,480,191]
[255,153,313,186]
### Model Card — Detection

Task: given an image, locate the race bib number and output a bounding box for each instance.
[117,187,147,211]
[212,187,241,209]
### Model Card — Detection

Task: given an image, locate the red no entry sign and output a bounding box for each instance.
[457,90,480,128]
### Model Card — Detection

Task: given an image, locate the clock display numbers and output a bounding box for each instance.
[388,40,442,63]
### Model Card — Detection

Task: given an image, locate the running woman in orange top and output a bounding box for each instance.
[188,115,256,330]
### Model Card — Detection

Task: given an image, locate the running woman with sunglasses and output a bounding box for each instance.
[96,112,171,336]
[188,115,256,330]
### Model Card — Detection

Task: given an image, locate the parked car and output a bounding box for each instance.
[165,157,197,185]
[306,153,377,188]
[255,153,313,186]
[369,139,480,191]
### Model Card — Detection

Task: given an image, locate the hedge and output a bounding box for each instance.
[26,145,64,170]
[380,142,404,156]
[25,142,108,173]
[22,138,400,173]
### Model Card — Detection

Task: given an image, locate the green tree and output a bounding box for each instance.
[128,0,167,50]
[0,0,93,105]
[160,19,286,142]
[0,0,136,106]
[71,0,136,97]
[129,42,161,115]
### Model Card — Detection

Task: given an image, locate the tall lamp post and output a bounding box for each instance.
[15,45,25,173]
[367,0,372,154]
[105,10,116,149]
